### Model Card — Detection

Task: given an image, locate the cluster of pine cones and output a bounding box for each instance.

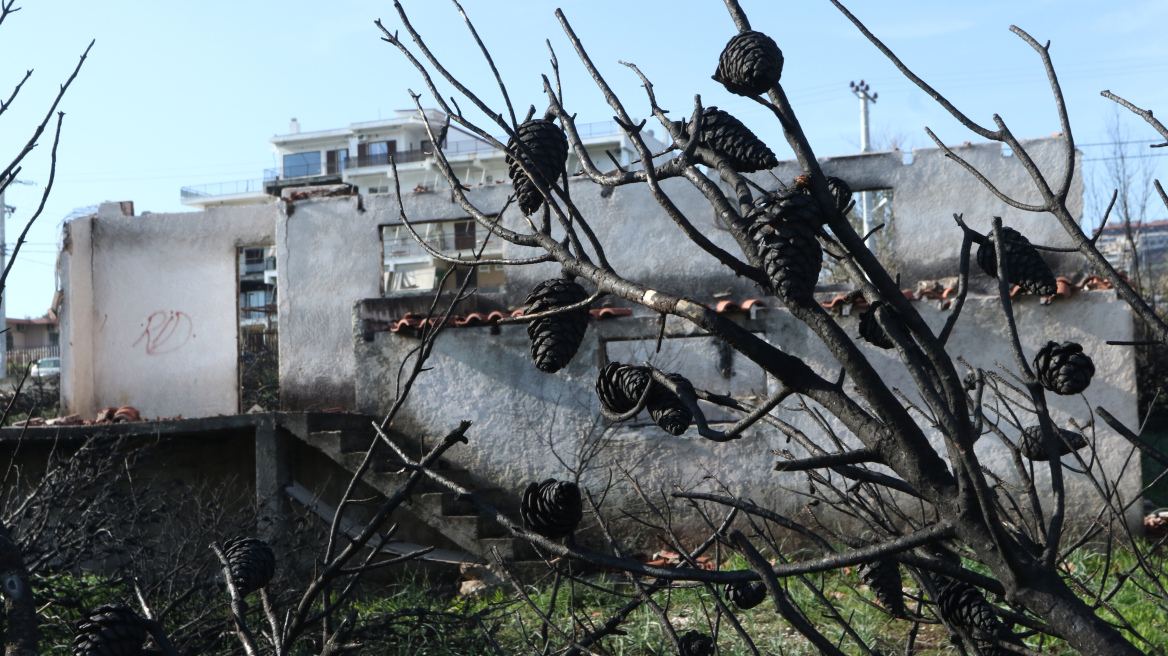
[596,362,694,435]
[74,538,276,656]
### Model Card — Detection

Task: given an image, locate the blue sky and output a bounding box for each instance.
[1,0,1167,318]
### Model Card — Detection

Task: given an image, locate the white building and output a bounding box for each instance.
[180,109,664,300]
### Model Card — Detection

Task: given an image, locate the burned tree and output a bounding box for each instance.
[359,0,1168,654]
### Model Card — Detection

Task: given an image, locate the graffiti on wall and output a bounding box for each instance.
[132,311,194,355]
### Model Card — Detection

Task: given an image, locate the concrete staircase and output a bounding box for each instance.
[295,414,541,569]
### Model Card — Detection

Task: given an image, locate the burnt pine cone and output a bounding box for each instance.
[1018,425,1088,461]
[678,630,716,656]
[73,604,146,656]
[713,30,784,97]
[935,579,1017,656]
[526,279,591,374]
[825,176,853,214]
[724,580,767,610]
[521,478,583,540]
[506,118,568,215]
[596,362,650,415]
[749,192,823,303]
[680,107,777,173]
[976,226,1057,296]
[859,560,906,617]
[647,372,694,436]
[223,537,276,596]
[858,301,895,350]
[1033,341,1094,395]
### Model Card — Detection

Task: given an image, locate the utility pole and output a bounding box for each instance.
[0,188,7,365]
[850,80,877,251]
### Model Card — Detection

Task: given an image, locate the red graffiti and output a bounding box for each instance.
[132,311,193,355]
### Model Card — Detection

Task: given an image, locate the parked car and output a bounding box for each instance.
[30,357,60,381]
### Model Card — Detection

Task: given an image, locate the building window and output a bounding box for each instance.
[5,333,11,350]
[283,151,321,178]
[453,220,475,250]
[326,148,348,174]
[49,332,59,347]
[244,248,265,274]
[357,140,396,167]
[383,262,438,294]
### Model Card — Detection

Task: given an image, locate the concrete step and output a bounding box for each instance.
[479,536,541,562]
[416,489,518,517]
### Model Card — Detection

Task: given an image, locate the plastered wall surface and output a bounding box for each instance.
[59,136,1090,433]
[759,137,1084,284]
[60,202,274,419]
[355,290,1138,529]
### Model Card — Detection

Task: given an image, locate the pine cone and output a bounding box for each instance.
[724,580,767,610]
[647,372,694,436]
[1018,425,1088,461]
[679,107,777,173]
[596,362,650,415]
[506,118,569,215]
[678,630,716,656]
[858,301,895,350]
[976,226,1057,296]
[73,604,146,656]
[859,560,905,617]
[713,31,784,97]
[936,580,1018,656]
[1033,341,1094,395]
[526,279,591,373]
[222,537,276,596]
[825,176,853,214]
[521,478,583,540]
[749,192,823,303]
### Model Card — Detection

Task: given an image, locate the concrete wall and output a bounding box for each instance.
[60,202,275,419]
[59,135,1088,424]
[760,136,1084,286]
[354,290,1139,529]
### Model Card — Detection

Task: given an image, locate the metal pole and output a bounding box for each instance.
[0,189,7,369]
[850,80,877,251]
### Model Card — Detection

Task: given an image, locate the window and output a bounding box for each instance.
[283,151,320,178]
[49,332,59,347]
[453,221,475,250]
[326,148,348,174]
[383,262,438,294]
[241,290,268,320]
[357,140,395,167]
[5,333,11,350]
[244,248,265,274]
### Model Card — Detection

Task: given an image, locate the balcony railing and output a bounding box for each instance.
[181,178,268,199]
[187,120,628,197]
[383,235,501,260]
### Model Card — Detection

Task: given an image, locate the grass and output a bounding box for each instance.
[30,541,1168,655]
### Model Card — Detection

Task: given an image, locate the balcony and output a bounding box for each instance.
[181,178,268,200]
[383,234,502,260]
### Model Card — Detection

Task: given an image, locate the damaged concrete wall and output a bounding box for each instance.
[60,202,275,419]
[59,135,1087,423]
[354,290,1138,530]
[761,136,1084,286]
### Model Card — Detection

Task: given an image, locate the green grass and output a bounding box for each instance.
[32,543,1168,655]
